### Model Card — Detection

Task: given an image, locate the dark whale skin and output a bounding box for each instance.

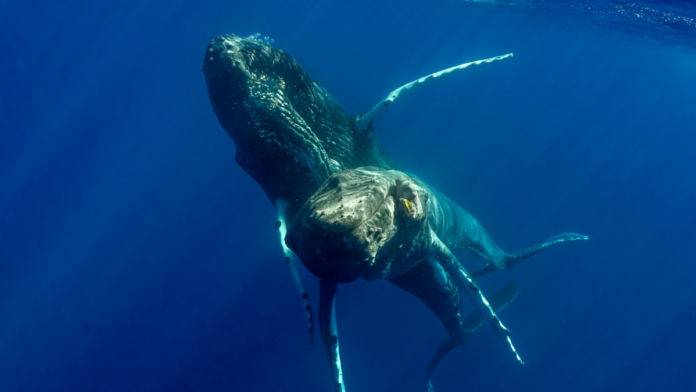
[202,34,393,220]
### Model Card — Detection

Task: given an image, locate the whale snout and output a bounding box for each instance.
[304,170,393,233]
[203,34,265,76]
[286,169,432,283]
[286,169,394,282]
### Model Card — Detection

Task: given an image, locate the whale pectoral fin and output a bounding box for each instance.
[353,53,514,131]
[276,198,314,345]
[425,281,519,392]
[319,279,346,392]
[473,232,590,277]
[462,280,519,333]
[430,230,524,366]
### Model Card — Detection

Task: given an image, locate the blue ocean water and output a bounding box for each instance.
[1,0,695,391]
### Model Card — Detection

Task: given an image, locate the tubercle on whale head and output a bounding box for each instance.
[202,34,316,142]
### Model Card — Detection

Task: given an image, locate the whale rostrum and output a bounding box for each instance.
[202,34,588,391]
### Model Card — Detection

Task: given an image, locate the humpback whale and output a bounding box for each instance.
[202,33,588,391]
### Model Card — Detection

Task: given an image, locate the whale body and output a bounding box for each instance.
[202,34,588,392]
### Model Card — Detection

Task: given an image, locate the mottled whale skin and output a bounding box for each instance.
[202,34,588,392]
[203,34,392,221]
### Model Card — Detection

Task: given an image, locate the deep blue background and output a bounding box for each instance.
[1,1,695,391]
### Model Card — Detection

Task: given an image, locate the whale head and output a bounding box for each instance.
[202,35,393,218]
[202,34,335,207]
[286,168,432,283]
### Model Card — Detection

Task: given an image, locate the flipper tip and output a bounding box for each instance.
[549,232,590,242]
[426,379,435,392]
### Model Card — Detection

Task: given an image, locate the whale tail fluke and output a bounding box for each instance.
[425,281,519,392]
[425,338,458,392]
[472,233,589,277]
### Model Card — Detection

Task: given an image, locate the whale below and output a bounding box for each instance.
[202,33,588,391]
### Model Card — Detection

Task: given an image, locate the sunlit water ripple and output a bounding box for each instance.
[461,0,696,48]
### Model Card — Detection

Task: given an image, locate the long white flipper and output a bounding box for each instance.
[425,281,519,392]
[319,279,346,392]
[276,198,314,344]
[353,53,514,131]
[430,230,524,366]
